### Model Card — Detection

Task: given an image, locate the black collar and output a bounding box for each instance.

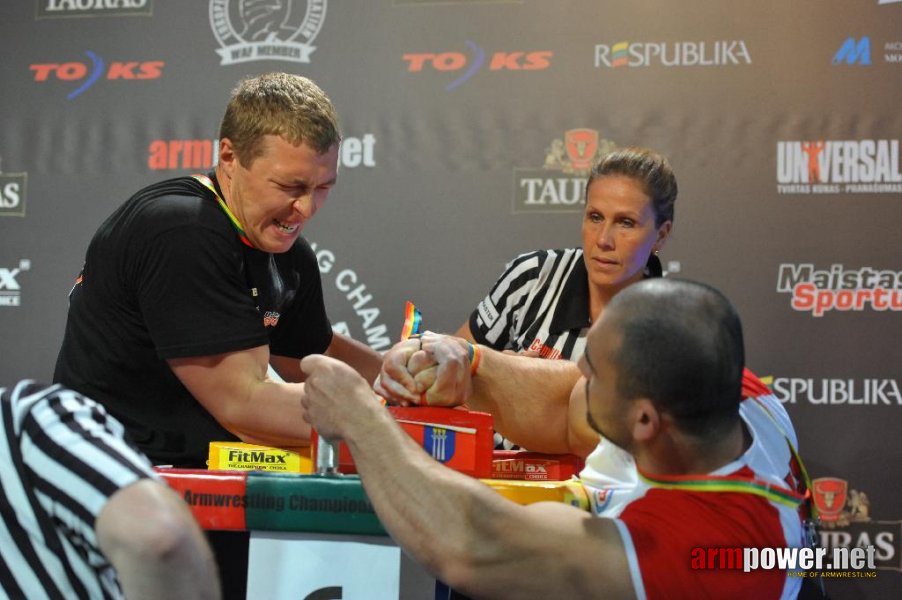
[548,256,592,334]
[547,253,663,334]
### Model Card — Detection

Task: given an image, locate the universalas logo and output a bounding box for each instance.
[776,139,902,194]
[209,0,327,65]
[30,51,164,99]
[776,263,902,317]
[512,129,617,213]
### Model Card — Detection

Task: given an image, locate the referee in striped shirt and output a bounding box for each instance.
[0,380,219,599]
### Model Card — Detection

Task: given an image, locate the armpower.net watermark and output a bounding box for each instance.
[691,546,879,578]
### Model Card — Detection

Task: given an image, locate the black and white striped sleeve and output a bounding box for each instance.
[468,250,546,349]
[1,380,156,597]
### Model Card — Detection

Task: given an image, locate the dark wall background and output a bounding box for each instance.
[1,2,899,597]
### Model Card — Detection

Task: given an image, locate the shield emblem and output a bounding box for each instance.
[565,129,599,172]
[424,426,456,463]
[812,477,848,522]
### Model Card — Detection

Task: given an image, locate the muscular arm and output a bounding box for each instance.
[169,345,311,447]
[466,348,586,454]
[301,356,634,600]
[271,332,382,385]
[96,479,220,599]
[378,333,599,456]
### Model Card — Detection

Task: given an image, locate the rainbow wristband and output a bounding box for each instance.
[467,343,481,376]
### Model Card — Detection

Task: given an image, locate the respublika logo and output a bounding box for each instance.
[147,135,377,171]
[594,40,751,68]
[0,260,31,307]
[776,263,902,317]
[776,139,902,194]
[36,0,153,18]
[30,52,164,99]
[403,42,552,91]
[0,158,27,217]
[512,129,617,213]
[762,375,901,406]
[209,0,326,65]
[309,242,391,351]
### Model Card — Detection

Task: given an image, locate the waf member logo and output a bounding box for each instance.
[776,139,902,194]
[424,426,456,463]
[777,263,902,317]
[209,0,326,65]
[512,129,617,213]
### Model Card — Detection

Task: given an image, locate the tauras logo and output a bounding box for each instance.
[209,0,327,65]
[776,139,902,194]
[0,158,27,217]
[810,477,901,571]
[594,40,751,68]
[0,260,31,308]
[147,135,376,171]
[776,263,902,316]
[310,242,391,351]
[37,0,152,18]
[766,376,901,406]
[513,129,617,214]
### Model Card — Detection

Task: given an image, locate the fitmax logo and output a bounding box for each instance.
[30,51,164,99]
[0,260,30,307]
[403,41,552,90]
[833,37,871,65]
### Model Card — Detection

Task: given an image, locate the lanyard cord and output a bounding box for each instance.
[192,174,255,249]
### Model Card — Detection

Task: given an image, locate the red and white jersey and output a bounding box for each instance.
[580,370,805,600]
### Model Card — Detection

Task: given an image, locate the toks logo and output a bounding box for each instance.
[811,476,901,571]
[30,51,164,99]
[209,0,326,65]
[512,129,617,213]
[403,41,552,90]
[776,139,902,194]
[776,263,901,317]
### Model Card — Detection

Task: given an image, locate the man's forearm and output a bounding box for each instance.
[467,348,582,454]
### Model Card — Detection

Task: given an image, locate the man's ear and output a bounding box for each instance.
[218,138,236,175]
[631,398,660,443]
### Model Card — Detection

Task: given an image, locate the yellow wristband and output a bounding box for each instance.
[467,343,481,376]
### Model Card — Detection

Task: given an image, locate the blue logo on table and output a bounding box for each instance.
[424,427,456,463]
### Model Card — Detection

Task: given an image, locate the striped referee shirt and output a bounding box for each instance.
[0,381,155,599]
[468,248,593,362]
[468,248,661,450]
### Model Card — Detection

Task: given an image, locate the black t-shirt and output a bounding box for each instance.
[54,175,332,467]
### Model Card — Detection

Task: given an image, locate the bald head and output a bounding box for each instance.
[593,279,745,438]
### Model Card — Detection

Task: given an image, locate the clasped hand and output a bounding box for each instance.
[374,332,473,408]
